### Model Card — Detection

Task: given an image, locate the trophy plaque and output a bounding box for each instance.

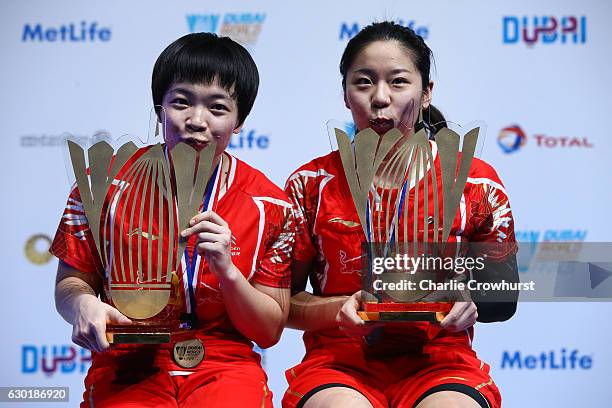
[333,119,480,323]
[66,137,216,344]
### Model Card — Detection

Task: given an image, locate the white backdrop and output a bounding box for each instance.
[2,0,611,406]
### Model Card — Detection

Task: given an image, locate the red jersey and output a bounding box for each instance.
[51,147,294,370]
[285,141,517,351]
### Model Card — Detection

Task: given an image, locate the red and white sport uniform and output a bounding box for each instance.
[51,148,294,408]
[283,141,517,408]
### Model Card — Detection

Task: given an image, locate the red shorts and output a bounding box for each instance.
[283,339,500,408]
[81,336,272,408]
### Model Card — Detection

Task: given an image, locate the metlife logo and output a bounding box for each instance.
[228,128,270,150]
[501,349,593,370]
[339,20,429,41]
[21,21,111,42]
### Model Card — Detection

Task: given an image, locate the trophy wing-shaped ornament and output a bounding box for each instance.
[331,110,484,322]
[66,133,216,343]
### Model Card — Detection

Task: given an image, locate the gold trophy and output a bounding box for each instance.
[332,114,480,323]
[66,134,216,344]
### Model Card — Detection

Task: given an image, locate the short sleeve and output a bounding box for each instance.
[468,163,518,261]
[251,200,294,288]
[49,185,101,273]
[284,170,317,264]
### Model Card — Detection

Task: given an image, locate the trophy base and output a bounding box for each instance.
[358,302,453,323]
[106,324,175,345]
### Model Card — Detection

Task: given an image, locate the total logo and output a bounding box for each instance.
[22,21,111,42]
[228,129,269,150]
[501,349,593,370]
[503,16,586,46]
[498,124,593,154]
[22,345,91,375]
[186,12,265,47]
[340,20,429,41]
[498,125,526,154]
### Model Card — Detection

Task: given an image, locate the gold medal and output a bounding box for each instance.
[173,338,205,368]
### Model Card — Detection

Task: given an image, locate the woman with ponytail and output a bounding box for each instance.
[283,21,518,408]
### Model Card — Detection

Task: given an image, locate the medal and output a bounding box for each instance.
[173,338,205,368]
[182,157,221,321]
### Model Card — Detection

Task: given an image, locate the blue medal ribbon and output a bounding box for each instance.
[366,180,409,245]
[365,181,408,302]
[183,164,219,324]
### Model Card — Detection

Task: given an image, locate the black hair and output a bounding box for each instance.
[339,21,446,134]
[152,32,259,127]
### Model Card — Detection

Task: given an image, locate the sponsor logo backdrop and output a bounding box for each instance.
[1,0,611,406]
